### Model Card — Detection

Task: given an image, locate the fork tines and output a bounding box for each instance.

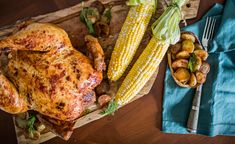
[203,17,217,40]
[202,17,217,51]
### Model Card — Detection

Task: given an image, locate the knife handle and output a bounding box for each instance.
[187,85,202,133]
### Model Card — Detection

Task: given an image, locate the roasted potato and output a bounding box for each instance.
[171,53,176,60]
[170,43,182,54]
[199,61,210,74]
[196,71,206,84]
[181,33,196,43]
[94,21,110,37]
[168,32,210,88]
[174,68,191,83]
[182,40,195,53]
[172,59,188,69]
[189,73,197,87]
[195,43,203,50]
[91,1,105,14]
[176,51,190,59]
[194,49,208,60]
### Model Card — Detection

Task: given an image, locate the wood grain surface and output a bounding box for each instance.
[1,0,234,144]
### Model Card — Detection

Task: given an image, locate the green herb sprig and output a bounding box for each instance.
[103,8,112,24]
[28,114,36,133]
[100,100,118,115]
[188,53,197,72]
[80,7,96,35]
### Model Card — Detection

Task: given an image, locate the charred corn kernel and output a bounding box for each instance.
[115,38,169,105]
[107,0,155,81]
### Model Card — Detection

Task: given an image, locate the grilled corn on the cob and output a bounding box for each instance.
[107,0,155,81]
[103,0,188,115]
[116,38,168,105]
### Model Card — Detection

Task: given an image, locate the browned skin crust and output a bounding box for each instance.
[0,23,105,121]
[36,114,75,140]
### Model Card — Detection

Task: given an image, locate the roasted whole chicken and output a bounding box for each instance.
[0,23,105,121]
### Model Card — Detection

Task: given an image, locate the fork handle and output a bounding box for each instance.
[187,85,202,133]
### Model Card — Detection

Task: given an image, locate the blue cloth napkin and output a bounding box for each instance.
[162,0,235,136]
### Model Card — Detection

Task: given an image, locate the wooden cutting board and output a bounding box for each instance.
[0,0,200,143]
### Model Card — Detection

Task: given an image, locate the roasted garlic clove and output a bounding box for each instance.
[174,68,191,83]
[28,130,41,140]
[172,59,188,69]
[170,43,181,54]
[196,71,206,84]
[194,49,208,60]
[98,94,112,107]
[195,43,203,50]
[188,73,197,87]
[35,123,46,133]
[199,61,210,74]
[176,51,190,59]
[181,33,196,43]
[182,40,195,53]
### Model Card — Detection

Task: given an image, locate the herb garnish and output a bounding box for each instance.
[188,53,197,72]
[100,100,118,115]
[103,8,112,24]
[28,113,36,133]
[80,7,96,35]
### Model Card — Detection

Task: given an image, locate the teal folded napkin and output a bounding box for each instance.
[162,0,235,136]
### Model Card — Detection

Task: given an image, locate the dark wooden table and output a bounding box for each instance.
[1,0,234,144]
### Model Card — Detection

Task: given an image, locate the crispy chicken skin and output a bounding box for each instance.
[0,23,105,121]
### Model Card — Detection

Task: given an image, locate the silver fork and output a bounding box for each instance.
[187,17,216,133]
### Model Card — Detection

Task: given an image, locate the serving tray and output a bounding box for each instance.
[0,0,200,143]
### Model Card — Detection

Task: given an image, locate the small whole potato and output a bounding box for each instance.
[199,61,210,74]
[196,71,207,84]
[182,40,195,53]
[174,68,191,84]
[91,1,105,14]
[171,53,176,60]
[176,51,190,59]
[189,73,197,87]
[181,33,196,43]
[172,59,188,69]
[194,49,209,61]
[195,43,203,50]
[94,21,110,37]
[170,43,182,54]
